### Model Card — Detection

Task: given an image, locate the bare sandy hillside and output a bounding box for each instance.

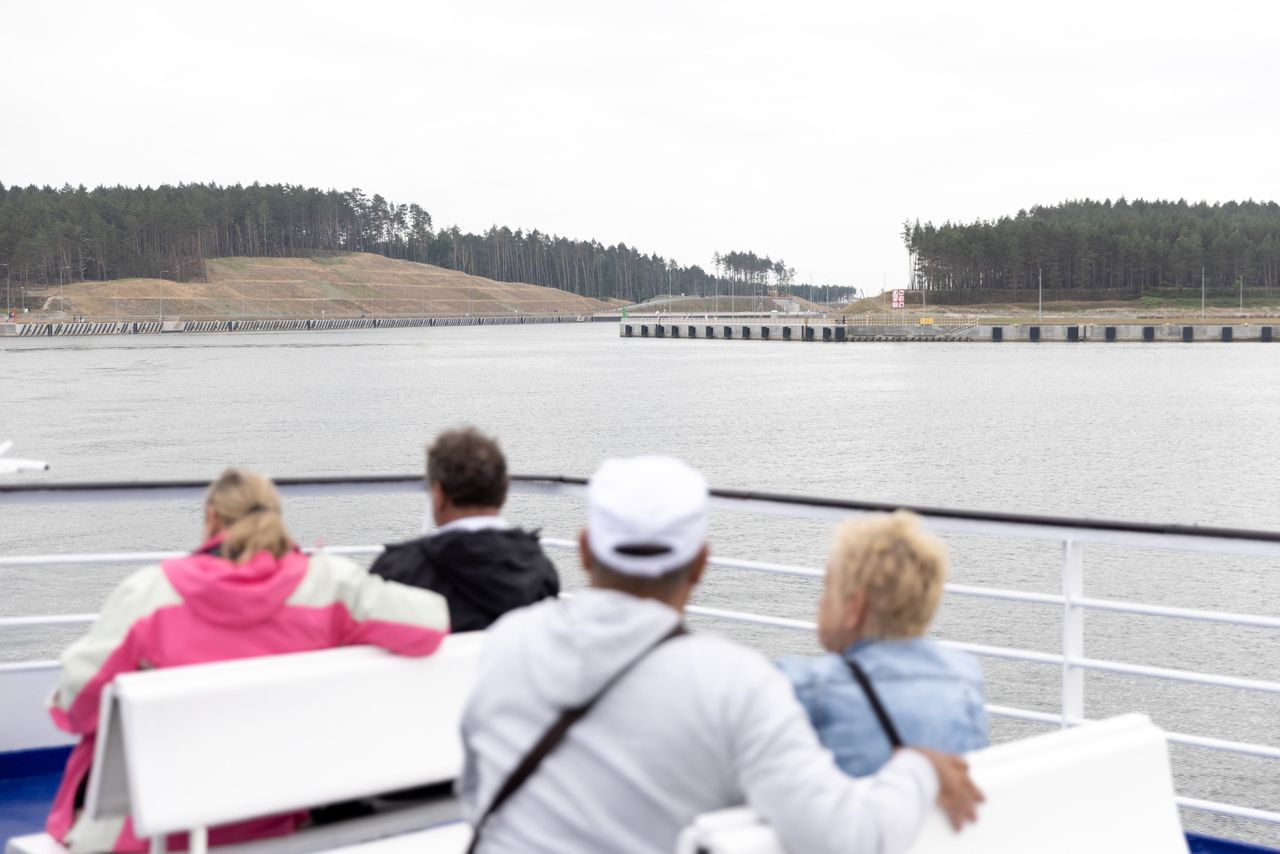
[27,253,614,319]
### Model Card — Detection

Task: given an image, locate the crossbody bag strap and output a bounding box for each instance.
[844,657,904,749]
[465,622,689,854]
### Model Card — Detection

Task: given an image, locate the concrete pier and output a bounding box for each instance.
[620,319,1277,343]
[1,314,595,338]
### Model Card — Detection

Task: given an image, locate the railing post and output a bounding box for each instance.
[1061,539,1084,727]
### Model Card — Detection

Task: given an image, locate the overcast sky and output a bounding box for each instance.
[3,0,1277,290]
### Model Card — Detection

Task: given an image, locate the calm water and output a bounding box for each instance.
[3,324,1279,843]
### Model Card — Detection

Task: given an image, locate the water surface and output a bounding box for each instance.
[3,325,1278,843]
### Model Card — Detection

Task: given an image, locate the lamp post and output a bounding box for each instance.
[1,262,9,318]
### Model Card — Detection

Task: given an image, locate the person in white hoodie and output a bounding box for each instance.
[458,456,982,854]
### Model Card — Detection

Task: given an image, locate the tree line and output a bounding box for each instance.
[904,199,1280,303]
[0,182,843,304]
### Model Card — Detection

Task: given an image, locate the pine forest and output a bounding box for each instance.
[0,182,831,305]
[906,199,1280,304]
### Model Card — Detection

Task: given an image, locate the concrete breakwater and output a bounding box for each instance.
[621,319,1278,343]
[1,314,597,338]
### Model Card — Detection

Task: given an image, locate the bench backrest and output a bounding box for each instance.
[676,713,1189,854]
[86,633,485,839]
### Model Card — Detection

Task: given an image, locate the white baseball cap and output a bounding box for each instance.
[586,456,709,577]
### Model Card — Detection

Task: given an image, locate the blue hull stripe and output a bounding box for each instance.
[0,747,71,781]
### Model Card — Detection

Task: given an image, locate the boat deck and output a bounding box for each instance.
[0,748,67,847]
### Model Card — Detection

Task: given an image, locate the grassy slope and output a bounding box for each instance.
[30,253,615,319]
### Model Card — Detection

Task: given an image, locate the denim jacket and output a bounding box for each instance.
[777,638,988,778]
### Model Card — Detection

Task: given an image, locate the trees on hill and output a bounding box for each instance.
[0,182,830,304]
[905,199,1280,303]
[712,250,797,307]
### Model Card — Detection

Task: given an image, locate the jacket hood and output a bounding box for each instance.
[509,587,682,709]
[161,541,309,627]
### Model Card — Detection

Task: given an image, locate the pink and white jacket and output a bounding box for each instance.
[46,540,451,853]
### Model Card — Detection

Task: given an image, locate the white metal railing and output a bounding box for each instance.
[3,475,1279,832]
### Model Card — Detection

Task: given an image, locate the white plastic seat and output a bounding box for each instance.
[7,633,485,854]
[675,714,1190,854]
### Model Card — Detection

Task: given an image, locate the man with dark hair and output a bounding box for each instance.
[370,427,559,632]
[458,456,982,854]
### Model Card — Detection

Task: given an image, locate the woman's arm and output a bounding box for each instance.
[48,566,181,734]
[304,553,451,656]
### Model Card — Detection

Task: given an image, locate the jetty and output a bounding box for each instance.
[0,314,603,338]
[620,315,1277,343]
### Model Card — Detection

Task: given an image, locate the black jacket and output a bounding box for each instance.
[369,527,560,632]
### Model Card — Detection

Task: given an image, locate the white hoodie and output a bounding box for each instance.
[459,588,938,854]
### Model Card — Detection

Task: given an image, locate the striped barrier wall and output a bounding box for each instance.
[3,314,594,338]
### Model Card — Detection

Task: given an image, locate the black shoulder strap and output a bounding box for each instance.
[844,657,904,749]
[465,622,688,853]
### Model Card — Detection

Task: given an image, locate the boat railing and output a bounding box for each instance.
[2,474,1278,830]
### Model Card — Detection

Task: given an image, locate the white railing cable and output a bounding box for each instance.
[1073,596,1280,630]
[985,704,1071,727]
[1070,656,1280,694]
[685,605,814,632]
[0,551,187,567]
[1165,732,1280,762]
[311,545,386,558]
[1175,798,1280,825]
[944,584,1063,606]
[941,640,1063,666]
[0,614,97,627]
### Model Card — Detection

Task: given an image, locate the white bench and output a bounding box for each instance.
[676,713,1190,854]
[7,634,484,854]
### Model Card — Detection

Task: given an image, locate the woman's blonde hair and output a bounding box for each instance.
[827,510,947,639]
[205,469,293,563]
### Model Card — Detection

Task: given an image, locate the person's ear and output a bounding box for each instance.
[844,588,868,634]
[579,530,597,580]
[430,482,447,520]
[688,545,709,587]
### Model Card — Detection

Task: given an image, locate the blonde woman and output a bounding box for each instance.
[45,469,451,853]
[778,511,987,777]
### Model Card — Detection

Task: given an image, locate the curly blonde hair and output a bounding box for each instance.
[827,510,947,639]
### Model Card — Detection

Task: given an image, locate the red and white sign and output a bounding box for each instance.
[892,289,905,309]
